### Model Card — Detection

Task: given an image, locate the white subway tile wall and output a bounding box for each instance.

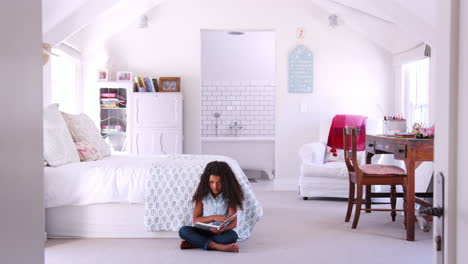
[201,80,275,137]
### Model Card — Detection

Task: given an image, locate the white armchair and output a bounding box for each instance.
[298,142,365,199]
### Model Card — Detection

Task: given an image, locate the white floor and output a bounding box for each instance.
[45,180,432,264]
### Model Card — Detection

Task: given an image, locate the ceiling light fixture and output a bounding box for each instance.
[227,31,245,35]
[328,14,340,28]
[138,15,149,28]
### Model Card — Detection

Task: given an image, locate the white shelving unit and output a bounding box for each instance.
[97,81,133,152]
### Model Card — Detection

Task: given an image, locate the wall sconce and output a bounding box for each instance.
[42,43,58,65]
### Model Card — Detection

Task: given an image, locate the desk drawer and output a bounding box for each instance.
[366,141,376,153]
[394,144,407,159]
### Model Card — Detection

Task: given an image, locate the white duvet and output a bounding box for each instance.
[44,153,164,208]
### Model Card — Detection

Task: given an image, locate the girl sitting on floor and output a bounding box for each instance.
[178,161,245,253]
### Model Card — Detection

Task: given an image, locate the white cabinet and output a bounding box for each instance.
[133,94,182,128]
[133,129,182,155]
[130,93,183,155]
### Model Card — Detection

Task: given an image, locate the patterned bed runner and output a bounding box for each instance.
[144,154,263,241]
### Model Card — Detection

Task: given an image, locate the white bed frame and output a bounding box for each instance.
[46,203,178,239]
[299,176,349,199]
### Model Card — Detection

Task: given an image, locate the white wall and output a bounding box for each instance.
[0,1,44,263]
[201,30,275,81]
[80,0,393,189]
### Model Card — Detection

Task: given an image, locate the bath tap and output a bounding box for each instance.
[213,112,221,136]
[229,121,243,136]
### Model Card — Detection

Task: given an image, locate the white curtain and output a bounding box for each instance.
[401,58,430,127]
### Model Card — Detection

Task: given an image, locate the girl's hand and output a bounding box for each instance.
[210,227,225,234]
[211,215,227,223]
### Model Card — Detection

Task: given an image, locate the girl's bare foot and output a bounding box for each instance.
[210,242,239,253]
[180,240,197,249]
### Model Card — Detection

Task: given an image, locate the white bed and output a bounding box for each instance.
[46,204,177,238]
[44,153,156,208]
[45,153,168,238]
[44,153,262,240]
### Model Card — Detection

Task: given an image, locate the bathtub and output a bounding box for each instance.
[201,137,275,180]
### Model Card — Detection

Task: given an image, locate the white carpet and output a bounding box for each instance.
[45,181,432,264]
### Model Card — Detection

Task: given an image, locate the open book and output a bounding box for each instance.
[193,213,237,231]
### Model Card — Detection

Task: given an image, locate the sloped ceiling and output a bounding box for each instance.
[42,0,88,34]
[311,0,436,53]
[42,0,436,54]
[42,0,166,51]
[392,0,437,28]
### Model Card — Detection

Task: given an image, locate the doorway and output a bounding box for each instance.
[200,30,276,182]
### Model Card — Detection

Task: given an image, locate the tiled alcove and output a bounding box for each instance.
[201,80,275,137]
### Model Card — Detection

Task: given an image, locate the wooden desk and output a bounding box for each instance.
[365,135,434,241]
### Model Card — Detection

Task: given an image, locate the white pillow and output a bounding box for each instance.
[62,112,111,157]
[324,146,345,163]
[75,141,102,161]
[43,104,80,166]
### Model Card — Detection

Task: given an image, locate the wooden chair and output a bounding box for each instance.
[343,127,407,229]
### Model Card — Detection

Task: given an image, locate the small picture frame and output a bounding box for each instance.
[97,69,108,81]
[116,71,132,82]
[159,77,181,92]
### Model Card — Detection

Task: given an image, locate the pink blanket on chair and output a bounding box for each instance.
[326,115,368,151]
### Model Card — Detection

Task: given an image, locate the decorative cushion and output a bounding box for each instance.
[360,164,406,175]
[324,146,365,164]
[62,112,111,157]
[43,104,80,166]
[325,146,345,162]
[75,141,102,161]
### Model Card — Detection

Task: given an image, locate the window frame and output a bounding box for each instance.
[401,57,430,127]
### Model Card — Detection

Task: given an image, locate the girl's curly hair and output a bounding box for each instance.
[192,161,245,210]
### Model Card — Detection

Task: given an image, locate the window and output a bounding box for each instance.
[50,48,82,113]
[401,58,430,127]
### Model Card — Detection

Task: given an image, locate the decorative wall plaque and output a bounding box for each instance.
[288,45,313,93]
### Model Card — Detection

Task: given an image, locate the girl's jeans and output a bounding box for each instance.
[178,226,238,249]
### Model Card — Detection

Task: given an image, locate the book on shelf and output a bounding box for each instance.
[140,77,147,90]
[101,105,127,109]
[152,78,159,92]
[145,77,153,92]
[101,98,118,103]
[193,213,237,231]
[100,94,126,108]
[134,76,160,92]
[101,93,117,98]
[134,77,141,89]
[392,133,416,138]
[101,125,123,133]
[101,102,125,108]
[101,104,118,108]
